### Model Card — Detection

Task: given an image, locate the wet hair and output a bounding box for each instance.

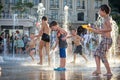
[42,16,47,21]
[30,33,35,35]
[100,4,111,14]
[71,28,77,32]
[16,30,19,34]
[49,21,58,28]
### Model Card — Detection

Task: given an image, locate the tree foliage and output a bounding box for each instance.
[109,0,120,34]
[12,1,34,14]
[0,2,3,12]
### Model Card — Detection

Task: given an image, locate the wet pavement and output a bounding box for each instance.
[0,59,120,80]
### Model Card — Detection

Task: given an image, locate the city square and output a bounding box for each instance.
[0,0,120,80]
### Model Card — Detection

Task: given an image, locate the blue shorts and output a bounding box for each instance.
[59,48,66,58]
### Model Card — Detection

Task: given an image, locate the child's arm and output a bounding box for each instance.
[52,37,59,50]
[62,35,73,40]
[67,35,73,38]
[77,35,83,42]
[58,27,67,36]
[35,24,45,38]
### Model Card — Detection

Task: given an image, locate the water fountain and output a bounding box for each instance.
[36,3,45,33]
[12,14,18,58]
[109,17,119,63]
[3,38,7,57]
[63,6,69,31]
[94,14,119,62]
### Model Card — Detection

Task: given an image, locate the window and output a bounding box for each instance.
[77,12,84,21]
[76,0,85,9]
[94,0,102,8]
[63,0,72,9]
[23,0,29,3]
[51,11,58,21]
[76,0,81,9]
[50,0,59,8]
[33,0,41,5]
[5,0,10,4]
[82,0,85,9]
[12,0,19,4]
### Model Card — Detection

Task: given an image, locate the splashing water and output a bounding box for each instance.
[109,17,119,62]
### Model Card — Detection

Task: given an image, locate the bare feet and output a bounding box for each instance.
[70,61,75,64]
[103,73,113,76]
[92,71,101,76]
[37,62,42,65]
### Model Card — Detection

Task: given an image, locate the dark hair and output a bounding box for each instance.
[42,16,47,21]
[71,28,77,31]
[49,21,58,28]
[100,4,111,14]
[0,32,4,36]
[16,30,19,34]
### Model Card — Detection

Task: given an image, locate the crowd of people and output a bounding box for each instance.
[0,30,30,54]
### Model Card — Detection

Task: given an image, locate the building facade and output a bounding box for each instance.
[0,0,108,35]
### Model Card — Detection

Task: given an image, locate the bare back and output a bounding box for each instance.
[42,22,50,35]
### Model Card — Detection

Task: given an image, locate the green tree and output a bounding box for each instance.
[109,0,120,34]
[12,1,26,14]
[0,2,3,12]
[25,2,34,14]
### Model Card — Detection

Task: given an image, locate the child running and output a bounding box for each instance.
[50,21,67,71]
[68,29,88,64]
[27,33,36,61]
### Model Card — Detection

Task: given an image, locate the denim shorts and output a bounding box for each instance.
[59,48,66,58]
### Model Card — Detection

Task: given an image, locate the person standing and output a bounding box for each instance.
[90,4,113,76]
[36,16,51,66]
[50,21,67,71]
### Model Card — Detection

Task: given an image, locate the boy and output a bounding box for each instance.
[36,16,51,65]
[68,29,88,64]
[50,21,67,71]
[27,33,36,61]
[90,4,113,76]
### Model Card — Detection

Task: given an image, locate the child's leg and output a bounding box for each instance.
[71,54,76,63]
[38,40,44,64]
[59,48,66,68]
[102,57,112,74]
[81,54,88,62]
[60,58,66,68]
[30,50,35,61]
[71,54,76,64]
[45,42,50,66]
[94,56,101,73]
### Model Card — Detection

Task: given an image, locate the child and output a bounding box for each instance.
[36,16,50,65]
[68,29,88,64]
[27,33,36,61]
[90,4,113,76]
[50,21,67,71]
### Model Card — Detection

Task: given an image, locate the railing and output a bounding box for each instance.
[0,13,31,19]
